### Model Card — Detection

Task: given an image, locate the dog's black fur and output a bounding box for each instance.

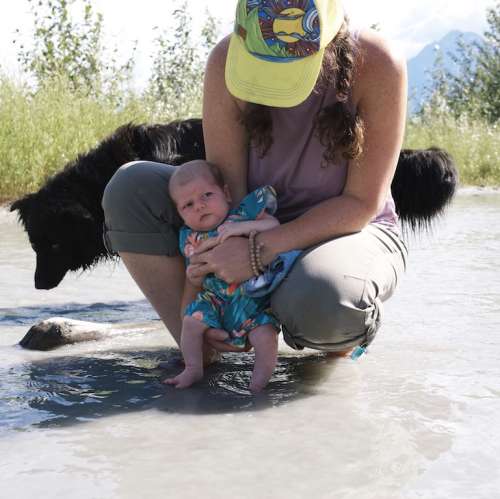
[10,118,458,290]
[393,147,458,232]
[10,119,204,289]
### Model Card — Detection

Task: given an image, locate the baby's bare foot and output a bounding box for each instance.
[249,369,273,393]
[164,368,203,389]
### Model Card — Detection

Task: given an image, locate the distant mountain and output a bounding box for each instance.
[407,30,483,114]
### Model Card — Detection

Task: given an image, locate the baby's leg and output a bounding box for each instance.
[248,325,279,393]
[164,316,207,388]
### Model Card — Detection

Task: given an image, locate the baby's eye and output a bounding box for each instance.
[203,192,213,198]
[183,201,193,210]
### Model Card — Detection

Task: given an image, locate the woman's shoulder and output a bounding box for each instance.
[206,35,247,111]
[207,35,231,67]
[352,29,407,104]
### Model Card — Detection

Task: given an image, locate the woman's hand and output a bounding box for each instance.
[190,236,253,284]
[204,329,252,353]
[186,263,209,287]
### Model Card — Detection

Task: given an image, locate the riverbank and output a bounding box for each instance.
[0,76,180,202]
[1,76,498,202]
[3,187,499,211]
[405,113,499,187]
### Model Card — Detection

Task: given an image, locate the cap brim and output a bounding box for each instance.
[225,33,323,108]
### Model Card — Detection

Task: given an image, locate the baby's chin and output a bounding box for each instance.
[192,214,224,232]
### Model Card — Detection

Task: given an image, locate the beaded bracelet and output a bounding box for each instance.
[249,230,267,276]
[255,240,266,274]
[248,231,261,277]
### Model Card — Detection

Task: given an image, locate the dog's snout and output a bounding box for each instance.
[35,257,67,290]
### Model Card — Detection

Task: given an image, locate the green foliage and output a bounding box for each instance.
[144,3,218,119]
[15,0,136,100]
[5,0,496,201]
[0,73,151,201]
[424,2,500,123]
[405,112,499,186]
[416,3,500,186]
[0,0,221,200]
[474,3,500,122]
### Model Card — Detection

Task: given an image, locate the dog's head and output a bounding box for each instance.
[10,191,105,289]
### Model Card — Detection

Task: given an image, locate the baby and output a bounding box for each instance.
[165,159,288,393]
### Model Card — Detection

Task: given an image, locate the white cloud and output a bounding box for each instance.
[345,0,491,56]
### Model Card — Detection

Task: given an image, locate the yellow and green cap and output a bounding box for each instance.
[225,0,344,108]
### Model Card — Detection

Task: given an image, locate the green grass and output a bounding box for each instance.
[0,75,201,202]
[405,113,500,187]
[1,74,499,202]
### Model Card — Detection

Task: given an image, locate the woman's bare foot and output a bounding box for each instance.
[164,367,203,389]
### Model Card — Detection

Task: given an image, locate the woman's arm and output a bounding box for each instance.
[193,31,407,283]
[258,30,407,261]
[203,36,249,206]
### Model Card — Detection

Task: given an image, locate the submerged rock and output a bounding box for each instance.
[20,317,111,351]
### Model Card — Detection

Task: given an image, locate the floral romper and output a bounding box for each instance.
[180,186,281,347]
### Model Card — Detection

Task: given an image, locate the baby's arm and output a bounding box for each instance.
[217,213,279,244]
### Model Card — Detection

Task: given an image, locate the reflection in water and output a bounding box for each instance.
[0,300,157,327]
[0,349,332,432]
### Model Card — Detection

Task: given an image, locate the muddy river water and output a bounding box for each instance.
[1,190,499,498]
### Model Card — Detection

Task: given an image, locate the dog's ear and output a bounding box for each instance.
[10,193,36,214]
[9,194,38,227]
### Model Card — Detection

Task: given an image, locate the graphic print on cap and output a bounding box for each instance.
[237,0,320,62]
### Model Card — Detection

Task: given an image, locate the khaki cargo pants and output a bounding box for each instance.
[102,161,408,352]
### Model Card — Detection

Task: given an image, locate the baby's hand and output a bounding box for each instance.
[216,222,245,244]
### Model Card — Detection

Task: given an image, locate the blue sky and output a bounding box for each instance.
[0,0,493,87]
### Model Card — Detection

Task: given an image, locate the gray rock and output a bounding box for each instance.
[19,317,112,351]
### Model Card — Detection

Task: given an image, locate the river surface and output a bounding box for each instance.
[1,190,500,499]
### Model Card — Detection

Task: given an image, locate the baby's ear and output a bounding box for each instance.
[224,184,232,203]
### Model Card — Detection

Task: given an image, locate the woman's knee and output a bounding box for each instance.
[102,161,174,216]
[102,161,182,256]
[102,161,141,210]
[271,250,381,351]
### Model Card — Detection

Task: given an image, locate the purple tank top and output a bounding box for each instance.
[247,84,398,229]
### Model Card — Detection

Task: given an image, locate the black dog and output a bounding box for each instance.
[10,119,458,290]
[10,119,204,289]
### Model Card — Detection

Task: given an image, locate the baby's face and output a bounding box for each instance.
[172,175,231,232]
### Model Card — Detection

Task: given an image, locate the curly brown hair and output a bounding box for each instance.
[239,20,364,166]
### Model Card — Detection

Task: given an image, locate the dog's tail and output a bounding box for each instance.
[391,147,459,232]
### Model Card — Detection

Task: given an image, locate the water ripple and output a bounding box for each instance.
[0,349,328,433]
[0,300,157,326]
